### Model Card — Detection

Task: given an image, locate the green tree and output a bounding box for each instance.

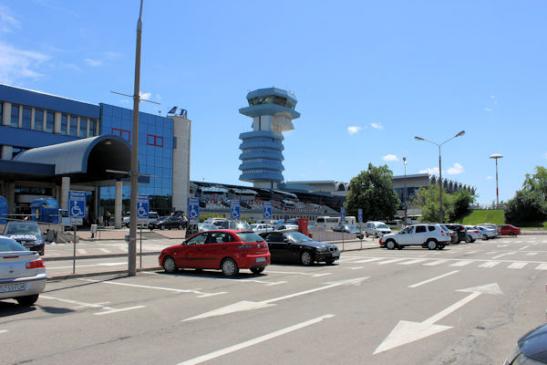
[412,185,475,222]
[505,166,547,225]
[345,163,400,221]
[449,189,475,221]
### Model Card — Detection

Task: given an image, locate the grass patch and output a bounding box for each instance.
[458,209,505,225]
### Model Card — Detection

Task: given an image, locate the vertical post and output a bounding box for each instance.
[403,157,407,224]
[72,225,77,275]
[139,224,143,270]
[495,158,499,208]
[438,145,443,223]
[128,0,144,277]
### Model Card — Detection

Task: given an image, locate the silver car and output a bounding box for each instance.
[0,236,47,306]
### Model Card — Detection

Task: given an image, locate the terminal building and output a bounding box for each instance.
[0,84,191,227]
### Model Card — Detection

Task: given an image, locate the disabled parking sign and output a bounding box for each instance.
[68,191,86,226]
[188,197,200,224]
[358,208,363,224]
[230,200,241,220]
[263,201,272,220]
[340,207,346,223]
[137,195,149,223]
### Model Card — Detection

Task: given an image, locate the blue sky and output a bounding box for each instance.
[0,0,545,205]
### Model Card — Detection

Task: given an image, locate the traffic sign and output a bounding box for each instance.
[263,201,272,220]
[358,208,363,224]
[340,207,346,223]
[137,195,149,223]
[230,200,241,220]
[68,191,86,226]
[188,197,200,223]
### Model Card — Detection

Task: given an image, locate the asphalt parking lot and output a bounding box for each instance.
[1,234,546,365]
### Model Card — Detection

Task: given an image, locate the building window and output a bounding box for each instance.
[22,106,32,129]
[112,127,130,141]
[34,109,44,131]
[89,119,98,136]
[45,111,54,132]
[10,103,20,127]
[61,114,68,135]
[146,134,163,147]
[69,115,77,136]
[79,117,88,137]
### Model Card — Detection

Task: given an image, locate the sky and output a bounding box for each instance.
[0,0,546,205]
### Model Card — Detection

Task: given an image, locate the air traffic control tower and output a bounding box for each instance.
[239,87,300,189]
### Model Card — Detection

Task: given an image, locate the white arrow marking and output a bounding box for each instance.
[374,283,503,354]
[183,276,368,321]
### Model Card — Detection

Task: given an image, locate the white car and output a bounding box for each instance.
[476,226,497,240]
[0,236,47,306]
[251,224,275,234]
[380,224,451,250]
[464,226,481,241]
[275,224,299,232]
[364,221,392,238]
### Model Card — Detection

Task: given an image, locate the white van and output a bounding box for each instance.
[316,216,356,230]
[364,221,392,237]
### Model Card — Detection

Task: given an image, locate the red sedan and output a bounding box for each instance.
[159,230,270,276]
[499,224,521,236]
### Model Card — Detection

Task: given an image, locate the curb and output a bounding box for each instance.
[46,266,162,281]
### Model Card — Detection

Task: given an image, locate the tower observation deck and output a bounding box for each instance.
[238,87,300,188]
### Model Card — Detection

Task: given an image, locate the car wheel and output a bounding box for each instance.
[465,235,472,243]
[426,239,438,250]
[397,245,403,250]
[163,256,178,273]
[16,294,39,306]
[250,267,265,274]
[482,235,489,240]
[438,244,445,250]
[221,258,239,277]
[385,240,396,250]
[365,232,369,238]
[300,251,313,266]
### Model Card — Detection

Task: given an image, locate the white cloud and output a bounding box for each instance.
[0,5,19,33]
[84,58,103,67]
[447,162,464,175]
[483,107,493,112]
[347,125,362,135]
[370,122,383,129]
[419,167,440,176]
[139,91,152,100]
[383,154,398,162]
[0,42,49,83]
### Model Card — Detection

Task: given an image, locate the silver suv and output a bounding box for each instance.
[364,221,392,238]
[380,224,451,250]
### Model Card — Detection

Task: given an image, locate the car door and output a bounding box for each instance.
[413,225,427,245]
[398,226,414,245]
[283,232,303,263]
[264,232,287,262]
[180,232,208,268]
[202,232,232,268]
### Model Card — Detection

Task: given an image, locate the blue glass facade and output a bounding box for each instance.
[99,104,174,201]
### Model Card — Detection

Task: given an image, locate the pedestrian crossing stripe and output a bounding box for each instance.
[352,257,547,271]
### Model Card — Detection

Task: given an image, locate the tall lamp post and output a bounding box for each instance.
[128,0,144,277]
[489,153,503,208]
[414,130,465,223]
[402,156,408,224]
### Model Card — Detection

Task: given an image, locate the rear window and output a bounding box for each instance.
[237,232,265,242]
[428,226,436,231]
[415,226,426,233]
[0,238,27,252]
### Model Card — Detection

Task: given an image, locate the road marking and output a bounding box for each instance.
[99,248,111,253]
[497,245,508,248]
[492,252,517,259]
[465,250,479,254]
[486,251,498,255]
[0,330,7,335]
[478,261,500,268]
[183,277,368,321]
[77,249,88,255]
[350,266,364,270]
[266,270,332,278]
[526,252,538,256]
[374,283,503,354]
[520,245,530,250]
[409,271,459,288]
[354,258,383,263]
[451,260,473,267]
[535,264,547,270]
[508,262,527,269]
[40,295,145,315]
[235,279,287,286]
[79,278,226,298]
[177,314,335,365]
[378,258,408,265]
[399,259,428,265]
[423,259,449,266]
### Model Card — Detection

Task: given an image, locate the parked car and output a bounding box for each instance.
[440,224,459,244]
[364,221,392,238]
[482,223,499,235]
[3,221,45,256]
[379,224,451,250]
[332,224,364,239]
[445,224,468,243]
[213,220,252,230]
[476,225,497,240]
[0,236,47,306]
[500,224,521,236]
[260,230,340,265]
[149,216,186,230]
[159,230,270,276]
[504,323,547,364]
[197,223,217,232]
[274,224,299,232]
[464,226,481,242]
[251,223,275,234]
[123,211,160,228]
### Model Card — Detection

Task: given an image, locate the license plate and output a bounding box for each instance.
[0,282,26,293]
[256,257,266,263]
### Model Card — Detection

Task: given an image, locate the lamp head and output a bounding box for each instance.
[489,153,503,159]
[414,136,425,141]
[455,130,465,137]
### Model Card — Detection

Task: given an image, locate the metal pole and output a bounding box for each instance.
[438,145,443,223]
[128,0,144,277]
[139,224,143,270]
[403,157,407,224]
[72,226,76,275]
[495,158,499,207]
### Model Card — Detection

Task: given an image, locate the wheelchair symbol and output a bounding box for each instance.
[71,201,83,217]
[231,206,240,219]
[264,207,272,219]
[189,205,199,219]
[137,202,147,217]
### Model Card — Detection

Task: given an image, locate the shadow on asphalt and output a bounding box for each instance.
[0,301,37,317]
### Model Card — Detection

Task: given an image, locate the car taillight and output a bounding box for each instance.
[26,259,45,269]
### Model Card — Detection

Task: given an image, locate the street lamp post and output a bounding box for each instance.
[489,153,503,208]
[128,0,144,277]
[414,130,465,223]
[402,157,408,224]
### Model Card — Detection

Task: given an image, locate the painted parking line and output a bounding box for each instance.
[40,295,145,315]
[77,249,88,255]
[266,270,332,278]
[0,330,7,335]
[350,266,364,270]
[520,245,530,251]
[234,279,287,286]
[409,270,459,288]
[492,252,517,260]
[99,248,111,254]
[525,252,538,256]
[354,258,383,264]
[535,264,547,271]
[399,259,428,265]
[508,262,528,269]
[478,261,501,268]
[423,259,449,266]
[378,258,408,265]
[177,314,335,365]
[79,278,227,298]
[451,260,473,267]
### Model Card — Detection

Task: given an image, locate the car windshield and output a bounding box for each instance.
[377,224,389,229]
[4,222,41,237]
[236,232,264,242]
[0,237,28,252]
[285,231,313,243]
